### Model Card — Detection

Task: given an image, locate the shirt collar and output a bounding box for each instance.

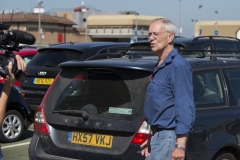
[164,48,178,64]
[156,49,178,69]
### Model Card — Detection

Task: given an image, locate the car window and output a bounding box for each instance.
[96,47,129,59]
[45,68,149,121]
[97,46,129,55]
[28,50,83,66]
[215,43,238,54]
[193,70,226,108]
[224,68,240,106]
[202,44,212,54]
[174,44,185,50]
[131,45,151,49]
[22,54,35,65]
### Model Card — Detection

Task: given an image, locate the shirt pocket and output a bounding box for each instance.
[152,79,168,98]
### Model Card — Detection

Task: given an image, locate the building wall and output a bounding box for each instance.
[7,21,88,46]
[194,21,240,38]
[54,11,160,42]
[73,11,101,28]
[87,15,160,41]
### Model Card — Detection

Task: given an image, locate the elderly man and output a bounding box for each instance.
[141,18,195,160]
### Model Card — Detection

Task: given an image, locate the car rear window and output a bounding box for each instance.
[45,68,150,121]
[28,50,83,66]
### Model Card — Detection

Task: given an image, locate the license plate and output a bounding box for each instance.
[33,78,54,85]
[68,131,113,148]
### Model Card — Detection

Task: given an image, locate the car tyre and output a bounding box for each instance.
[0,110,24,143]
[213,150,236,160]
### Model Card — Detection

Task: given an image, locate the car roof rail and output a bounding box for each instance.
[192,36,240,41]
[134,36,185,42]
[204,54,240,61]
[86,48,240,61]
[179,49,240,61]
[85,48,156,61]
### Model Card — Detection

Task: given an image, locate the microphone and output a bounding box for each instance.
[10,30,36,45]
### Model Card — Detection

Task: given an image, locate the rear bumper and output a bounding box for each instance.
[29,133,76,160]
[29,133,217,160]
[29,133,145,160]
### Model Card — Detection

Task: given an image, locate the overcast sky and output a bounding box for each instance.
[1,0,240,37]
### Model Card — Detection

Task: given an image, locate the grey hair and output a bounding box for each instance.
[151,18,177,36]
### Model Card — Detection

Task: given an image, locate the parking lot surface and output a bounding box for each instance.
[1,124,33,160]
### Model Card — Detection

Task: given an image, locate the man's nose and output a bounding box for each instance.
[148,35,154,41]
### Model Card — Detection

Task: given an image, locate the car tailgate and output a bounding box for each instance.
[42,68,150,158]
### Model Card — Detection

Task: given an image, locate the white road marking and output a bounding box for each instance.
[1,142,30,149]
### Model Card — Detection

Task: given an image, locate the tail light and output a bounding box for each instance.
[131,121,152,144]
[0,76,6,83]
[33,73,60,134]
[14,81,21,87]
[34,106,50,134]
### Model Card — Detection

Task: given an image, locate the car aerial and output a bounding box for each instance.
[20,42,130,115]
[0,83,32,143]
[29,50,240,160]
[0,48,38,86]
[131,36,240,53]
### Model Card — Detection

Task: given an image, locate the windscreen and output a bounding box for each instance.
[45,68,150,121]
[28,50,83,66]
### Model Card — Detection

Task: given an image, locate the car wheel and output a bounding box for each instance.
[0,110,24,143]
[213,150,236,160]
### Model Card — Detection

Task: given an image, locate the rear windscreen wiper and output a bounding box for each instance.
[52,110,89,121]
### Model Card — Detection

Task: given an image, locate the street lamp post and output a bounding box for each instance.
[192,19,197,37]
[215,11,218,31]
[178,0,181,36]
[134,13,139,42]
[85,14,88,42]
[198,5,202,35]
[38,0,43,43]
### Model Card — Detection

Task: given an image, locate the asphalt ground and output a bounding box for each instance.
[1,124,34,160]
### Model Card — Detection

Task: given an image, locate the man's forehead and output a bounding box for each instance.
[149,22,165,31]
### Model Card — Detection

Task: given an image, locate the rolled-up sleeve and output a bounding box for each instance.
[173,64,195,135]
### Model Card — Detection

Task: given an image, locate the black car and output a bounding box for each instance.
[29,51,240,160]
[131,36,240,53]
[20,42,130,113]
[0,83,32,143]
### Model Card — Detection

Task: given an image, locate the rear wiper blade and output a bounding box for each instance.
[45,64,58,67]
[52,110,89,121]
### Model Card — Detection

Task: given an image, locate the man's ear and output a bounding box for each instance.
[168,32,174,44]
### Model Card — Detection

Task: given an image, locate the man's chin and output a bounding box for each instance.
[151,47,157,52]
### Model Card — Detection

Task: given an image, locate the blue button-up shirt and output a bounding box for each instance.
[143,49,195,135]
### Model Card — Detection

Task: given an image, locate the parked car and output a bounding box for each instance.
[20,42,130,114]
[0,48,38,86]
[29,51,240,160]
[0,83,32,143]
[131,36,240,53]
